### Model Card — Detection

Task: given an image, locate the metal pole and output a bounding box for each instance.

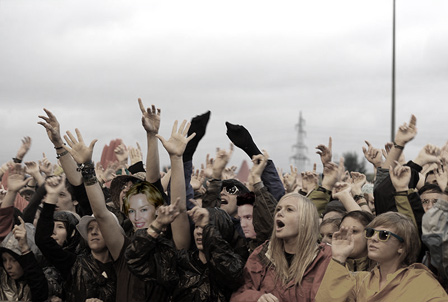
[391,0,396,142]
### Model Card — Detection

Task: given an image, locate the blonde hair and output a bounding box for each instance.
[123,181,164,216]
[268,193,320,286]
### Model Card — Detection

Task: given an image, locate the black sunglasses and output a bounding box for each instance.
[224,185,240,195]
[364,227,404,243]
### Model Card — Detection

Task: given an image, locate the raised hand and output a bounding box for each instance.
[38,108,65,147]
[191,169,205,191]
[331,226,354,264]
[156,120,196,157]
[316,137,332,166]
[202,154,214,179]
[129,142,143,165]
[187,201,210,228]
[321,162,340,191]
[63,128,98,164]
[350,171,366,195]
[212,144,234,179]
[301,170,318,194]
[389,161,411,191]
[24,161,40,176]
[13,217,30,254]
[362,141,382,168]
[39,153,54,176]
[45,175,66,196]
[7,164,32,192]
[394,114,417,146]
[284,165,299,193]
[153,197,181,228]
[16,136,32,161]
[332,182,352,200]
[114,143,129,165]
[223,166,237,180]
[434,165,448,192]
[138,98,161,135]
[414,144,441,167]
[251,151,269,180]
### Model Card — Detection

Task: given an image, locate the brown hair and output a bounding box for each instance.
[367,212,420,266]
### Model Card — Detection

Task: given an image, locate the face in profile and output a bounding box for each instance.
[238,204,256,239]
[127,193,157,230]
[52,221,68,247]
[2,252,24,280]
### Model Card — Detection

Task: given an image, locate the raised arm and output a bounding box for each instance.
[382,115,417,169]
[1,164,32,208]
[63,128,124,260]
[138,99,161,183]
[38,108,82,185]
[156,120,195,249]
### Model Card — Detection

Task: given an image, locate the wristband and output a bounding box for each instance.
[149,223,162,234]
[54,143,66,150]
[56,150,69,159]
[358,202,368,207]
[394,142,404,150]
[12,157,22,164]
[353,194,365,202]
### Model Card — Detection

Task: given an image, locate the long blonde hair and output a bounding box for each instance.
[267,193,320,286]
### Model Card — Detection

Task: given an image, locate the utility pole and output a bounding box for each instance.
[290,111,309,172]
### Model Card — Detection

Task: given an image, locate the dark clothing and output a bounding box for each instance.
[35,203,116,302]
[0,206,14,242]
[125,223,244,301]
[115,236,168,302]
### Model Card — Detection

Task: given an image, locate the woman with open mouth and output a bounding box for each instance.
[231,192,332,302]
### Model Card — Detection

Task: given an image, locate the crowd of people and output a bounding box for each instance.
[0,101,447,302]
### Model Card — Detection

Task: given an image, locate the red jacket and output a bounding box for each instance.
[231,242,332,302]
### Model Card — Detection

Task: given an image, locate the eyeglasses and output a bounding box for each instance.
[421,199,437,205]
[224,185,240,195]
[364,228,404,243]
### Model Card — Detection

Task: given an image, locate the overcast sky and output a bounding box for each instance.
[1,0,447,175]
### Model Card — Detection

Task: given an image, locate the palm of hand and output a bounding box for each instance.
[8,174,26,191]
[162,134,187,157]
[69,143,92,164]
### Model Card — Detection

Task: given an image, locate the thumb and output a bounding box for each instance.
[89,139,98,151]
[155,134,166,145]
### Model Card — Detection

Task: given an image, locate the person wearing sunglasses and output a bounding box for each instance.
[316,212,447,301]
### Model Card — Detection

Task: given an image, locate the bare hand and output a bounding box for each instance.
[389,161,411,191]
[63,128,98,164]
[212,144,234,178]
[154,197,181,227]
[257,293,279,302]
[24,161,40,176]
[414,144,441,167]
[188,202,209,228]
[332,182,352,200]
[223,166,237,180]
[331,226,354,263]
[362,141,382,168]
[316,137,332,166]
[39,153,54,176]
[202,154,214,179]
[16,136,32,160]
[129,142,143,165]
[191,169,205,191]
[138,99,161,135]
[350,171,366,194]
[394,114,417,146]
[38,108,64,147]
[251,151,269,179]
[301,170,318,193]
[434,166,448,192]
[45,175,66,195]
[114,144,129,165]
[7,164,32,192]
[284,165,299,193]
[156,120,196,157]
[13,217,30,253]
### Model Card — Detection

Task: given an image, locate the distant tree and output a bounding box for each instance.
[343,151,366,174]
